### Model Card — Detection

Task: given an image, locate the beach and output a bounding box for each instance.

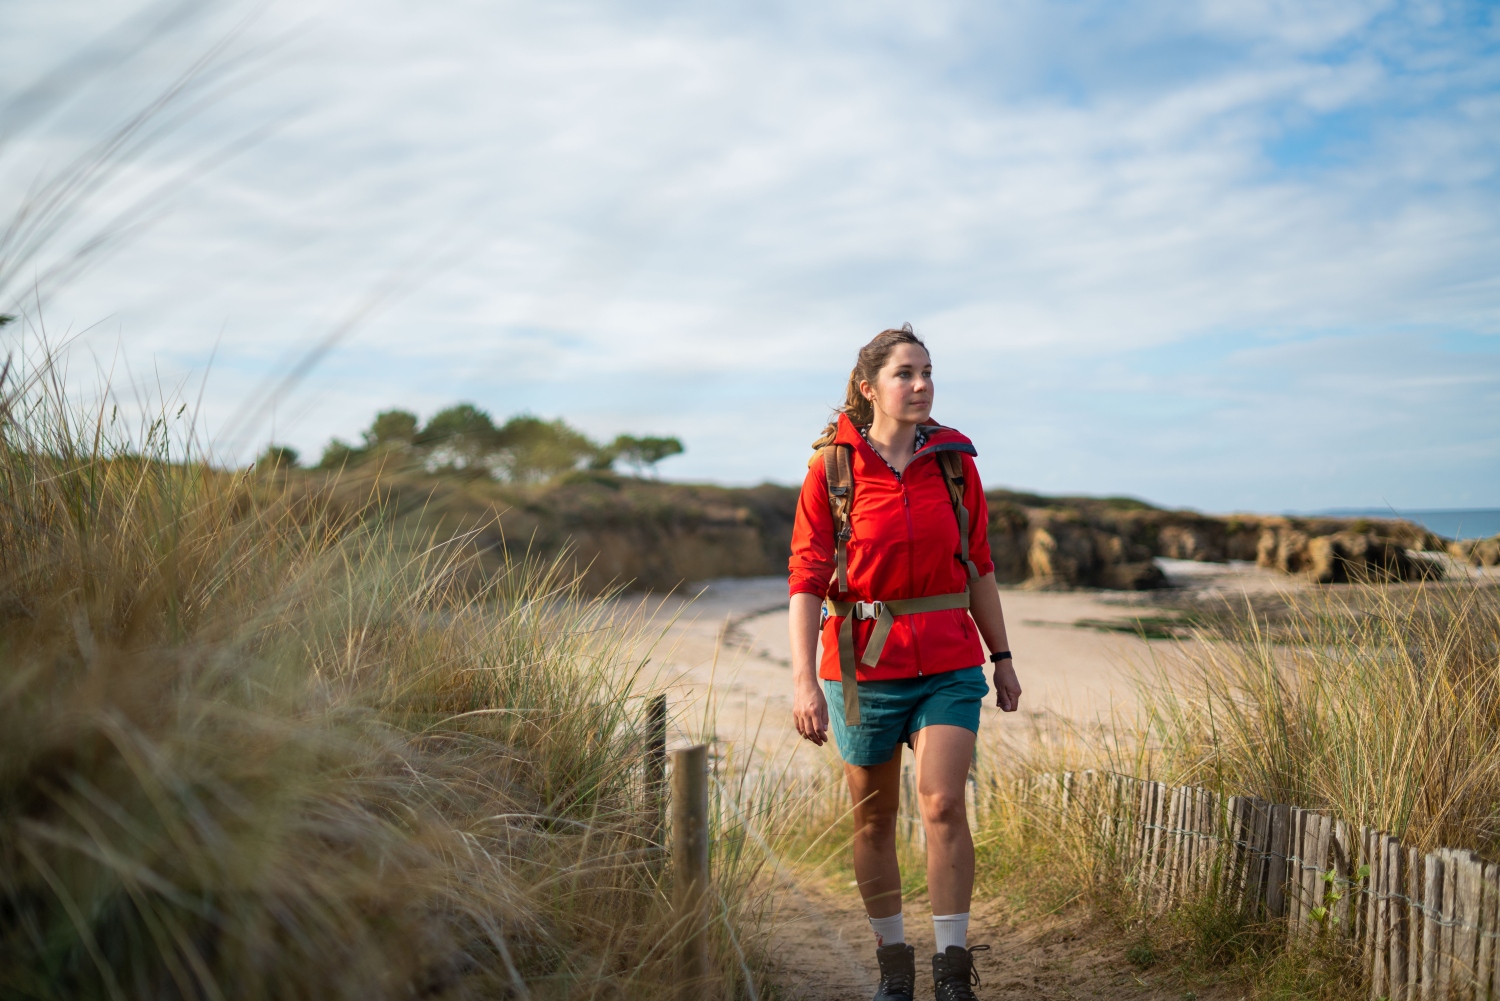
[627,558,1305,762]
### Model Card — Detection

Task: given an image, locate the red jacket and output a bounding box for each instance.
[789,414,994,682]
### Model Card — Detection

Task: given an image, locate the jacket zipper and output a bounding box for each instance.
[901,479,923,676]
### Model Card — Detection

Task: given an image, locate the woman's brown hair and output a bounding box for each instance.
[811,323,928,449]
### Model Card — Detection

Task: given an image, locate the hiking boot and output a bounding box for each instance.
[931,944,990,1001]
[872,942,916,1001]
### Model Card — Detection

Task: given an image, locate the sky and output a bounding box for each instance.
[1,0,1497,513]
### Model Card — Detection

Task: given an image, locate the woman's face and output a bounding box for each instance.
[861,343,933,425]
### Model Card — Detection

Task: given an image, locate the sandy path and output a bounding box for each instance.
[765,874,1246,1000]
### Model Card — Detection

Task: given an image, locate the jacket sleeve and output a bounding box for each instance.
[962,454,996,577]
[788,459,835,598]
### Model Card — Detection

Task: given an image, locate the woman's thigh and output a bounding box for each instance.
[910,724,976,804]
[844,756,903,830]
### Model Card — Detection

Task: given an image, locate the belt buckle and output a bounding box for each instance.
[854,600,882,620]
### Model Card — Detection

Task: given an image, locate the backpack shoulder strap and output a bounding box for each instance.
[937,450,980,581]
[819,443,853,593]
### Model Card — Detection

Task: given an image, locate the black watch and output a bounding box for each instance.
[989,650,1012,665]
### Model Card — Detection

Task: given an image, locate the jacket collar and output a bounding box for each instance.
[834,412,977,460]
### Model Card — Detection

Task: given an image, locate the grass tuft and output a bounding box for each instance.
[0,352,777,999]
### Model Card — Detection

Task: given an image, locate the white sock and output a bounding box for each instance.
[933,912,969,953]
[868,912,905,947]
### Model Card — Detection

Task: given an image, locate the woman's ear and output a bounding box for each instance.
[859,379,876,403]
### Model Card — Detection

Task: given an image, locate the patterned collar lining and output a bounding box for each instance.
[858,424,930,478]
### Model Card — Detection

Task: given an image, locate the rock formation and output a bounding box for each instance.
[1449,535,1500,567]
[289,465,1464,592]
[984,492,1449,590]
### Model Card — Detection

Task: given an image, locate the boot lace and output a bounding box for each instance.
[934,944,990,1001]
[878,966,914,997]
[875,946,914,998]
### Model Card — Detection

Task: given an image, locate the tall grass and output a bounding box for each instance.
[1142,581,1500,854]
[0,357,776,999]
[956,580,1500,997]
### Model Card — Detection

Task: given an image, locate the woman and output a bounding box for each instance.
[789,325,1022,1001]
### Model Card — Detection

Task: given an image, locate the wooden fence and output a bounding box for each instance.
[1014,771,1498,1001]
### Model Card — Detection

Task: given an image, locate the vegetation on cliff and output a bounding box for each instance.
[272,404,684,483]
[252,406,1467,594]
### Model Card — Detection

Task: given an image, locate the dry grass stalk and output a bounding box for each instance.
[0,354,784,999]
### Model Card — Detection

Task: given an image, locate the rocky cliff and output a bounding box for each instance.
[281,465,1460,592]
[983,490,1448,589]
[1449,535,1500,568]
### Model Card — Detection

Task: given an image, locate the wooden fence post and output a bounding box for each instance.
[1476,863,1494,1001]
[1374,828,1380,978]
[1389,836,1408,1001]
[1289,808,1306,936]
[1373,833,1390,1001]
[1407,846,1422,999]
[1246,799,1272,918]
[1332,821,1353,937]
[1440,849,1457,1000]
[1267,805,1291,919]
[1457,855,1480,1001]
[646,695,667,842]
[671,744,710,995]
[1423,853,1443,1001]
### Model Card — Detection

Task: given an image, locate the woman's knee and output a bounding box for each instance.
[919,791,967,829]
[854,807,899,845]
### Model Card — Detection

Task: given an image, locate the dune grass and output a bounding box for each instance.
[1141,579,1500,854]
[0,359,785,999]
[957,578,1500,997]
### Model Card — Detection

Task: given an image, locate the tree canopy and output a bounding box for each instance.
[609,435,684,478]
[315,405,684,482]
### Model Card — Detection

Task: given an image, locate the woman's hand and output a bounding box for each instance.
[794,678,830,745]
[994,659,1022,712]
[788,592,829,745]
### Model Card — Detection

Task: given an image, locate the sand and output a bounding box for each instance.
[623,558,1301,762]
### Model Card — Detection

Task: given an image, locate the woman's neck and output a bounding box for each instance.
[865,413,919,474]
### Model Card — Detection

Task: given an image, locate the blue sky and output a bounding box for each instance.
[1,0,1497,512]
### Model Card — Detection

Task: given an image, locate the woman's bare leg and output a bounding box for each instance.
[844,754,904,918]
[910,724,976,915]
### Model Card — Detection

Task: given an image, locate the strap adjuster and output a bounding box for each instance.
[853,600,883,620]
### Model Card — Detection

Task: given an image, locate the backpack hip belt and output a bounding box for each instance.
[824,590,972,726]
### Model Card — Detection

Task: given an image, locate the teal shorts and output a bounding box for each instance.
[825,666,988,766]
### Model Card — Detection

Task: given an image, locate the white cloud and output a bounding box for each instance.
[0,0,1496,507]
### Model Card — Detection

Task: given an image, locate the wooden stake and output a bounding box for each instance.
[1330,820,1352,937]
[1457,856,1481,1001]
[1365,828,1380,978]
[1288,808,1303,935]
[1164,785,1183,908]
[1409,847,1423,999]
[1267,804,1291,919]
[1440,850,1457,1001]
[1374,834,1389,1001]
[1423,853,1443,1001]
[1390,837,1408,1001]
[671,744,710,994]
[646,694,667,844]
[1476,863,1496,1001]
[1249,798,1274,918]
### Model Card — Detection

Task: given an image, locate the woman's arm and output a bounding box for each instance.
[969,572,1022,712]
[790,592,829,744]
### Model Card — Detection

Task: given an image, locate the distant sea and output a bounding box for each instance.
[1305,508,1500,541]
